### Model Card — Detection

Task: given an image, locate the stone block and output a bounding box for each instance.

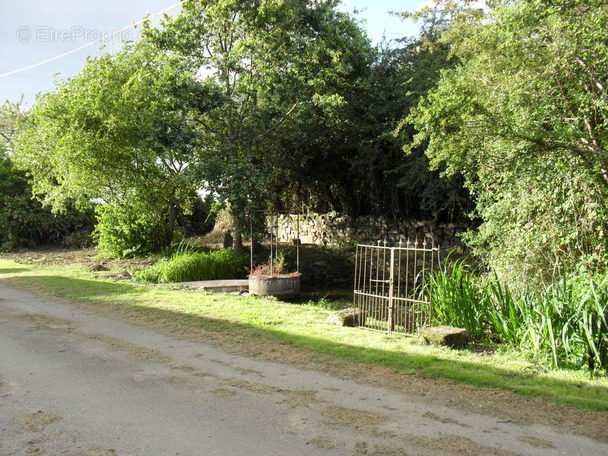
[327,308,365,327]
[418,326,469,348]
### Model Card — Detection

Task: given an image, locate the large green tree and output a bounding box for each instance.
[268,30,469,220]
[268,8,470,221]
[15,41,223,256]
[1,100,94,250]
[362,10,469,221]
[0,99,23,149]
[408,0,608,285]
[147,0,469,222]
[144,0,381,226]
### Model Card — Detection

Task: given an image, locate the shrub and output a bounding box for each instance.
[0,156,94,251]
[93,201,168,258]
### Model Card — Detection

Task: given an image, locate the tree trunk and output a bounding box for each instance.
[163,205,178,247]
[232,232,243,253]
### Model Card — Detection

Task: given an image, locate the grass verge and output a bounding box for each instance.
[0,258,607,413]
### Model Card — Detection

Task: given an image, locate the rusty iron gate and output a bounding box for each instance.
[353,240,438,335]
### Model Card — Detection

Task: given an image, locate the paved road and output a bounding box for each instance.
[0,283,606,456]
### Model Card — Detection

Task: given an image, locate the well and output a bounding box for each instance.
[248,274,301,299]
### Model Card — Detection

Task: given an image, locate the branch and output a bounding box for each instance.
[192,117,220,134]
[257,102,300,139]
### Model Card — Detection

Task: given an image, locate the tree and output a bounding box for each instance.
[407,0,608,285]
[15,41,223,256]
[146,0,470,223]
[257,5,379,215]
[358,10,469,221]
[267,8,471,221]
[0,100,94,251]
[0,98,23,151]
[144,0,382,230]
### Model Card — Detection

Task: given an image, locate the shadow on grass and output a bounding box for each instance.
[12,275,142,297]
[6,274,608,413]
[0,268,32,274]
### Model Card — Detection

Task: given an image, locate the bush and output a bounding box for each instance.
[93,201,168,258]
[0,156,94,251]
[136,248,247,284]
[178,193,216,237]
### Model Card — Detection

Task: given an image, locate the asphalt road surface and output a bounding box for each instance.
[0,283,606,456]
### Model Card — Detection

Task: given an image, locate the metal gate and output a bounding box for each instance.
[353,240,438,335]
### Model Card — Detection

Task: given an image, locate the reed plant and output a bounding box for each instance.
[136,248,248,284]
[430,257,491,341]
[431,258,608,374]
[486,274,608,372]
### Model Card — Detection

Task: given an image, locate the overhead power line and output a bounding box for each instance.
[0,0,190,78]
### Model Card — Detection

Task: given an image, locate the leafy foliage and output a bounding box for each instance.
[14,41,223,255]
[10,0,473,258]
[143,0,470,225]
[92,200,167,259]
[145,0,357,229]
[0,100,94,251]
[265,9,471,220]
[408,0,608,285]
[0,155,93,251]
[93,192,216,259]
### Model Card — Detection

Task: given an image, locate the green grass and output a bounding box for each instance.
[1,258,607,413]
[135,248,248,283]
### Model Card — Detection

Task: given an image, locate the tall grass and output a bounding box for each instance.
[136,248,248,284]
[431,259,608,374]
[430,258,491,340]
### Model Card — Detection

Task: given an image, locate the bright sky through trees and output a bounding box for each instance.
[0,0,425,105]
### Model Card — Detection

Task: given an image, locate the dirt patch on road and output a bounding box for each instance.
[15,410,62,433]
[400,435,521,456]
[89,334,170,363]
[15,313,74,330]
[323,405,388,436]
[12,312,170,364]
[518,436,556,449]
[79,451,117,456]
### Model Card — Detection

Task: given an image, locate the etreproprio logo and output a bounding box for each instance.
[16,26,137,43]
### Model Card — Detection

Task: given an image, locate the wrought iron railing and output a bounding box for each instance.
[353,240,438,335]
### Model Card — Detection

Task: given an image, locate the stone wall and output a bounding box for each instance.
[270,212,470,254]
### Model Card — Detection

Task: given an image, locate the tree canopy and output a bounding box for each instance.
[15,41,223,255]
[1,100,94,251]
[143,0,387,225]
[12,0,475,255]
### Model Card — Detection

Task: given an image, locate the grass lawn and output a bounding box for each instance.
[1,257,607,413]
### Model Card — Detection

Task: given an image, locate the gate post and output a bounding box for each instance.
[387,247,395,334]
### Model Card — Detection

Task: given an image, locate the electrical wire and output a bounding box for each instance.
[0,0,191,78]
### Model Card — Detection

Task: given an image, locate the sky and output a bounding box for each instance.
[0,0,428,106]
